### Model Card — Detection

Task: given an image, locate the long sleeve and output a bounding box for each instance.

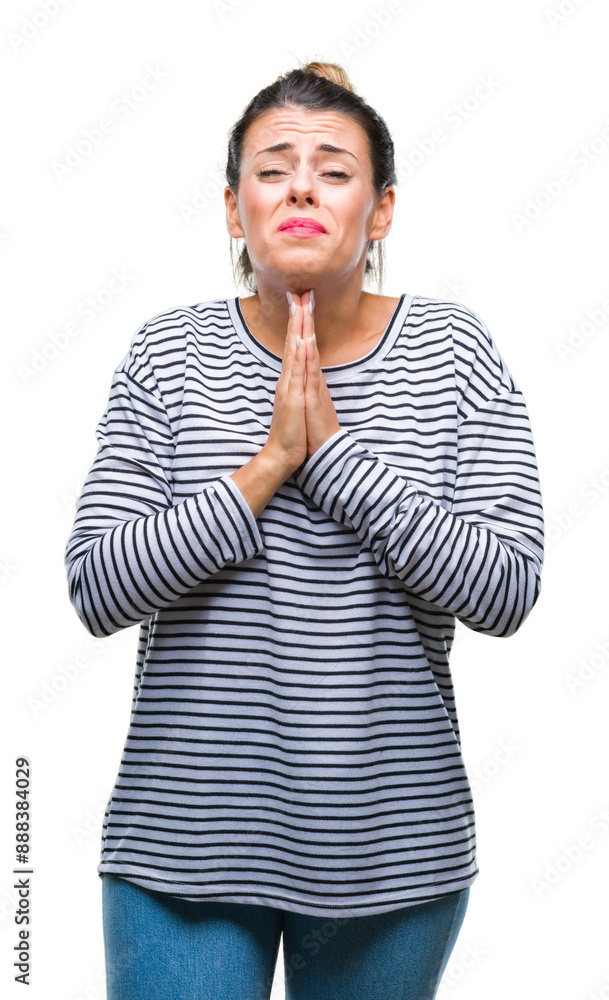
[64,349,264,638]
[293,388,544,639]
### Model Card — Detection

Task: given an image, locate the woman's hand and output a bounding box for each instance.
[297,290,342,458]
[263,289,341,474]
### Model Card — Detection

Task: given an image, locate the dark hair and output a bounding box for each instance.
[225,60,397,295]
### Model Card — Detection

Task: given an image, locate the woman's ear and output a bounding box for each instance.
[369,186,395,241]
[225,186,245,239]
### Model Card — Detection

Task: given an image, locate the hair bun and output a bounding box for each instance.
[301,61,355,93]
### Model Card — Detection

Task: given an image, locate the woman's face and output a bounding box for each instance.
[225,105,394,295]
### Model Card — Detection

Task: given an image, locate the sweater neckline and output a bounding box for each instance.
[226,293,413,382]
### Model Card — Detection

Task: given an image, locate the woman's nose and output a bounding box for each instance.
[286,168,318,203]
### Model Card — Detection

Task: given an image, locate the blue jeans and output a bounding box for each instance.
[101,873,469,1000]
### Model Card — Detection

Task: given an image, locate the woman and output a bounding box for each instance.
[64,61,544,999]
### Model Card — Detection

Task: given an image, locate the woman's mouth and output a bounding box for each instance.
[277,217,327,236]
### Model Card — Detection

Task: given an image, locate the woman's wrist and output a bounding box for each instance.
[229,447,294,519]
[257,444,300,481]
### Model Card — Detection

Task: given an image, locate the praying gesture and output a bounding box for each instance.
[265,289,341,472]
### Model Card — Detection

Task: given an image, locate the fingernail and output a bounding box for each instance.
[309,289,315,314]
[311,333,316,345]
[286,291,293,306]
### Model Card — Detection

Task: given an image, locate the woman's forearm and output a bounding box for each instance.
[229,447,294,519]
[65,447,294,639]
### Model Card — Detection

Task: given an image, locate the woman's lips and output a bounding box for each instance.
[278,217,327,235]
[279,225,326,236]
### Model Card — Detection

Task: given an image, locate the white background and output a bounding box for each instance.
[2,0,608,997]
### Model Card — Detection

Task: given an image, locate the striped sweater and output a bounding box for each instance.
[64,292,544,918]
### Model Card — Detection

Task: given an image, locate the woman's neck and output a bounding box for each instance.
[239,285,397,366]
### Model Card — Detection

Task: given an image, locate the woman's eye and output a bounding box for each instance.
[257,170,350,179]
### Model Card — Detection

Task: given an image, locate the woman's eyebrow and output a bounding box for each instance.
[253,141,358,161]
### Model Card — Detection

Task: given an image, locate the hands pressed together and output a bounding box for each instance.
[265,289,342,474]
